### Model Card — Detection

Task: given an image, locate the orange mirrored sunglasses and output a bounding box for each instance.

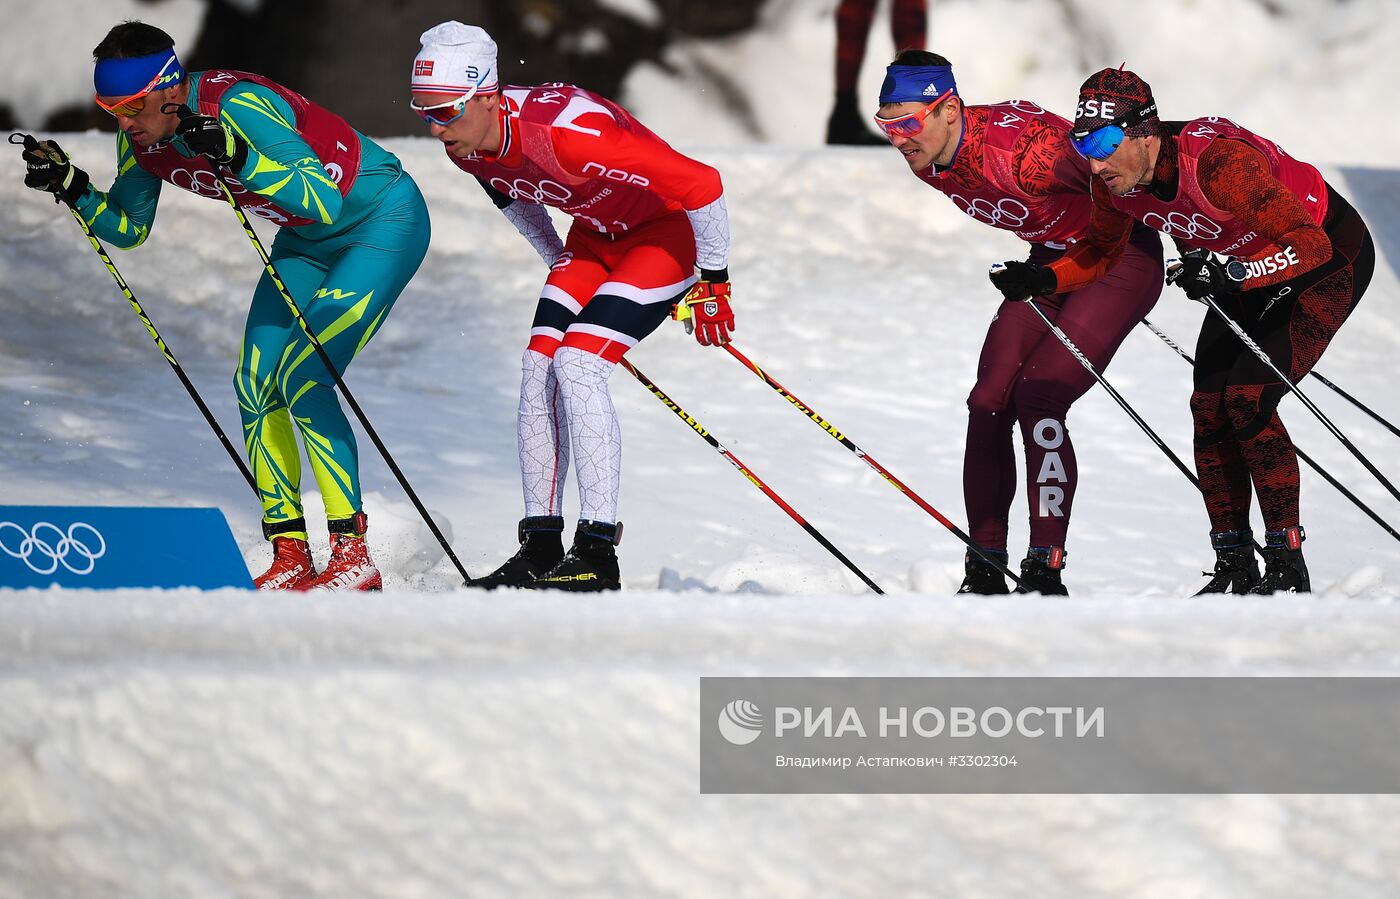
[94,55,180,117]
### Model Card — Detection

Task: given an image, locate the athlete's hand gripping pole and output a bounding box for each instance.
[1164,256,1400,507]
[672,275,734,346]
[621,358,884,594]
[161,105,474,586]
[10,131,258,496]
[719,342,1024,588]
[1163,254,1400,438]
[988,262,1220,517]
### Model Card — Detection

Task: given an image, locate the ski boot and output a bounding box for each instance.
[473,516,565,589]
[1194,530,1260,595]
[254,518,318,590]
[957,549,1010,595]
[1251,526,1310,594]
[305,512,383,592]
[826,91,887,145]
[1014,546,1069,596]
[527,520,622,592]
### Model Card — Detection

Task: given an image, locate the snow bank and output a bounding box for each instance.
[4,592,1400,898]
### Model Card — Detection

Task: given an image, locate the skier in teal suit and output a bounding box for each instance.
[20,21,430,590]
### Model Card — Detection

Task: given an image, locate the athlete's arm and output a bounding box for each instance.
[1196,139,1332,290]
[213,81,345,225]
[476,176,564,265]
[1045,175,1135,292]
[551,115,730,275]
[74,131,162,249]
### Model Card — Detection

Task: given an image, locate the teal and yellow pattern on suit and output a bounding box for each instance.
[75,72,430,535]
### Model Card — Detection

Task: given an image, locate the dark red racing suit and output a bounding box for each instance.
[919,101,1164,555]
[1050,118,1375,540]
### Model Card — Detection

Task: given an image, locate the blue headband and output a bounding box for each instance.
[94,50,183,98]
[879,64,957,106]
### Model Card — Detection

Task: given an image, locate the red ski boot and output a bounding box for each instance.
[304,512,383,592]
[254,537,318,591]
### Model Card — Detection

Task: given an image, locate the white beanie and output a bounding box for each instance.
[412,21,499,97]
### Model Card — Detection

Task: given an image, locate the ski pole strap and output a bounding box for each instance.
[263,517,308,540]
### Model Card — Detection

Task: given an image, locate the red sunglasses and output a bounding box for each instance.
[872,89,953,140]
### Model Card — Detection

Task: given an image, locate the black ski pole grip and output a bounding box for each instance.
[161,102,195,119]
[8,132,38,151]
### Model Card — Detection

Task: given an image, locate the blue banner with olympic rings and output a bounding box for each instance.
[0,507,252,590]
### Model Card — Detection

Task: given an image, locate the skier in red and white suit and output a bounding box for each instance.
[410,22,733,591]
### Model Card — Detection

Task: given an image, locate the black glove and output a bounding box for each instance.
[174,108,249,171]
[1166,250,1239,301]
[22,138,90,205]
[989,260,1056,301]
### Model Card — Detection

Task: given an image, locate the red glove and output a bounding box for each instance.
[673,277,735,346]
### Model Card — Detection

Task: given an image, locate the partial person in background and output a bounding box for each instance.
[409,22,734,591]
[827,0,927,144]
[19,21,430,591]
[876,51,1164,595]
[1037,67,1374,594]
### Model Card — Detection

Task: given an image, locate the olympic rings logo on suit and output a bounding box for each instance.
[1142,211,1223,241]
[489,176,572,205]
[949,194,1031,228]
[0,521,107,576]
[169,167,252,200]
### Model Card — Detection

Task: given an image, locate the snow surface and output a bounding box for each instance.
[5,8,1400,891]
[4,131,1400,898]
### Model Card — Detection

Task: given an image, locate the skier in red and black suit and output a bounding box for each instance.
[878,51,1164,595]
[1035,67,1374,594]
[409,22,734,591]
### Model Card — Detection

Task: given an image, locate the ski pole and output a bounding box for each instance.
[988,267,1208,497]
[621,359,885,594]
[720,342,1023,588]
[1305,370,1400,442]
[1191,288,1400,506]
[11,131,258,496]
[162,107,473,585]
[1141,317,1400,544]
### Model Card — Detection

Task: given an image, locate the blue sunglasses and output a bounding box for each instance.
[1071,102,1157,160]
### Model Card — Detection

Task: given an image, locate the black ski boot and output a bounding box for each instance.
[826,91,887,145]
[1195,530,1260,595]
[527,520,621,592]
[474,516,564,589]
[957,549,1010,595]
[1251,526,1310,594]
[1014,546,1069,596]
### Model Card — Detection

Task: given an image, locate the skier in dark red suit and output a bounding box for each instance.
[877,50,1164,595]
[409,22,734,591]
[1026,67,1375,594]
